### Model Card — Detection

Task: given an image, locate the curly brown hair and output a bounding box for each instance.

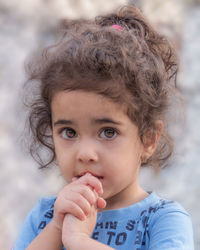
[25,5,179,169]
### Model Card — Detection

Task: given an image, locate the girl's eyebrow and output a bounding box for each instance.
[53,118,123,126]
[92,118,123,126]
[53,119,74,126]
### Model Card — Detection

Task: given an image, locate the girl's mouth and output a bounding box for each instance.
[77,171,104,180]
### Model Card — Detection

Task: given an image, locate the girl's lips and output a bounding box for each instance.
[77,171,104,179]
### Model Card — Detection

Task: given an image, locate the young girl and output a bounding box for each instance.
[14,5,194,250]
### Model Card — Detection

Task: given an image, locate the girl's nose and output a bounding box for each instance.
[76,140,99,163]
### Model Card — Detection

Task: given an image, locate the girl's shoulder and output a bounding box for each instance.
[25,196,57,233]
[29,196,56,217]
[143,192,192,228]
[36,195,57,211]
[146,192,190,217]
[34,195,56,216]
[13,196,57,250]
[144,192,194,249]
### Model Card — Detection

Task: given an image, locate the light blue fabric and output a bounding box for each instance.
[13,192,194,250]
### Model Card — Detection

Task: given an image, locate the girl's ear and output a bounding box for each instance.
[142,120,163,160]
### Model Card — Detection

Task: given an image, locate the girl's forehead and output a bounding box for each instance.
[51,90,129,119]
[52,90,126,108]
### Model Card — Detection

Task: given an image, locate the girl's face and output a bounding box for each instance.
[51,90,148,210]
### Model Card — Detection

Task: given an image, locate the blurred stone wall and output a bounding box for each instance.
[0,0,199,249]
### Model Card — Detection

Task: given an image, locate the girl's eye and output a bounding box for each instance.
[60,128,77,139]
[100,128,118,139]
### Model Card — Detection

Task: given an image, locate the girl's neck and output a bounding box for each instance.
[100,186,149,211]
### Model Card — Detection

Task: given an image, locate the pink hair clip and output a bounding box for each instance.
[112,24,123,31]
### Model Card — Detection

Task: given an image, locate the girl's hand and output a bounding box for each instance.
[51,173,106,231]
[62,204,97,248]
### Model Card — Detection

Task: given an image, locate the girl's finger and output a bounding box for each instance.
[57,198,86,221]
[97,197,107,209]
[62,184,97,206]
[69,191,92,216]
[75,184,98,206]
[76,173,103,195]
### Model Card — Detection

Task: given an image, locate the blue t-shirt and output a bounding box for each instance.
[13,192,194,250]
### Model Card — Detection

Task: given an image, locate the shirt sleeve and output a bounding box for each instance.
[148,206,194,250]
[12,199,44,250]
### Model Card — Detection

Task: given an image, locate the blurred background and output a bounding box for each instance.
[0,0,200,249]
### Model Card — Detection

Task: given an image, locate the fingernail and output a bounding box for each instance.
[82,215,87,220]
[99,187,103,194]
